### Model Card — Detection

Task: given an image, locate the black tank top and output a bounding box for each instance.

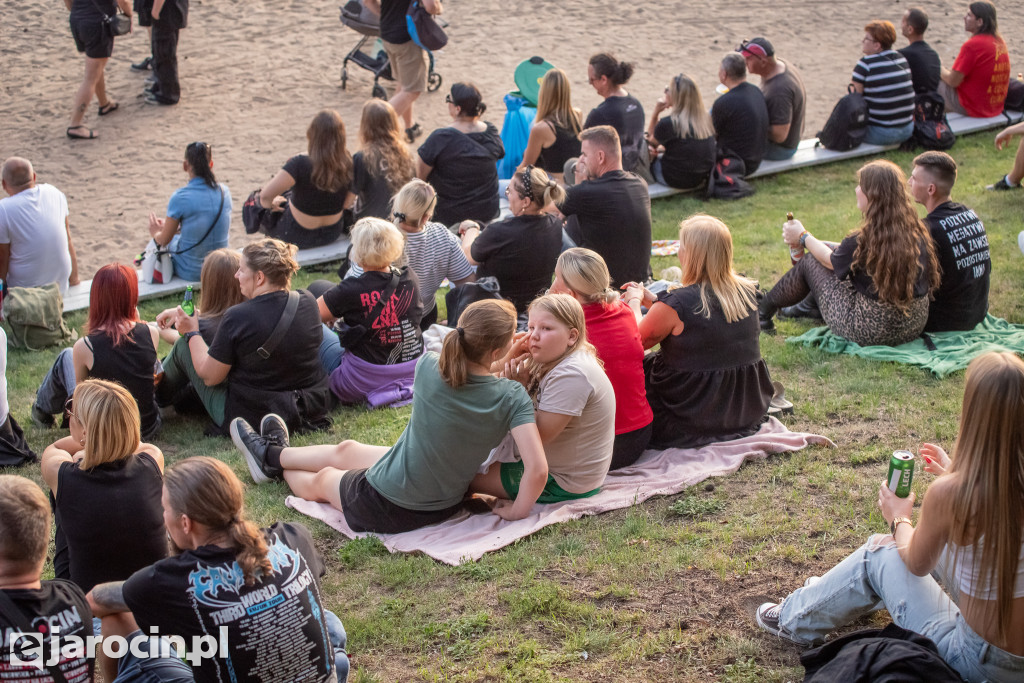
[87,323,159,437]
[55,452,167,593]
[536,121,582,174]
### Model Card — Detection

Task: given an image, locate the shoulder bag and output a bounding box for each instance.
[332,269,400,348]
[140,187,225,284]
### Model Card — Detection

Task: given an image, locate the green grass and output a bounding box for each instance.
[6,131,1024,681]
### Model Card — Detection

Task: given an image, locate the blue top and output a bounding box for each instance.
[167,178,231,281]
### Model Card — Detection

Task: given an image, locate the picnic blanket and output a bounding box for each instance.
[786,314,1024,378]
[286,417,833,565]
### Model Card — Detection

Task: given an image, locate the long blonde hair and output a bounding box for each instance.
[525,293,598,397]
[164,457,272,586]
[535,69,582,135]
[74,379,141,470]
[556,248,619,305]
[678,214,757,323]
[359,99,415,195]
[667,74,715,139]
[947,352,1024,646]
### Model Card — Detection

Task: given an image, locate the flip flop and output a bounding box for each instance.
[767,380,795,416]
[98,101,119,116]
[66,125,97,140]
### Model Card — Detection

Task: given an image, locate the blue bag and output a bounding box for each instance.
[405,1,447,51]
[497,93,536,179]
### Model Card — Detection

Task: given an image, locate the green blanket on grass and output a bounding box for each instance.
[786,314,1024,378]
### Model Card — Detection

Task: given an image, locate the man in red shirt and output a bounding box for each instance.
[939,2,1010,118]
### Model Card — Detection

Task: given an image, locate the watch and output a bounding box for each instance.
[890,516,912,535]
[184,331,201,343]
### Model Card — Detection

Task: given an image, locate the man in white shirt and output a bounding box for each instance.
[0,157,80,295]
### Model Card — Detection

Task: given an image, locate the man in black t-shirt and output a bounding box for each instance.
[712,52,769,174]
[88,457,348,683]
[898,8,942,94]
[908,152,991,332]
[559,126,651,287]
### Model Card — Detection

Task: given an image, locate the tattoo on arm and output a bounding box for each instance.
[91,581,129,612]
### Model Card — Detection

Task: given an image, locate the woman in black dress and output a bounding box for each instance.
[646,73,717,190]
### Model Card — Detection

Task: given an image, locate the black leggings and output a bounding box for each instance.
[609,422,653,470]
[764,254,928,347]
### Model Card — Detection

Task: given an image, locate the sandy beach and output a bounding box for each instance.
[2,0,1022,279]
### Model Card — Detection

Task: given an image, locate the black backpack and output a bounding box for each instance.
[816,85,868,151]
[912,91,955,151]
[705,149,755,200]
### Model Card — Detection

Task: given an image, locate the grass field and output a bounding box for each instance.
[6,130,1023,681]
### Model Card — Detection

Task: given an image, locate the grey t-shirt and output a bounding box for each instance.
[366,352,536,510]
[762,61,806,150]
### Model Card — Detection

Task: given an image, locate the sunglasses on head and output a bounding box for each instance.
[737,40,768,57]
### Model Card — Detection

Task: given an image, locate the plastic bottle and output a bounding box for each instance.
[786,212,804,265]
[181,285,195,317]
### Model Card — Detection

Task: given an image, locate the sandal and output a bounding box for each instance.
[66,125,98,140]
[98,101,119,116]
[767,380,795,416]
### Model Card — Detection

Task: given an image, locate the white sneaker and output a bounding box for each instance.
[1017,230,1024,256]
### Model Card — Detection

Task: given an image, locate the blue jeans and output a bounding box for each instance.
[319,323,346,374]
[34,348,76,416]
[778,534,1024,682]
[325,610,350,682]
[111,631,194,683]
[864,121,914,146]
[764,142,798,160]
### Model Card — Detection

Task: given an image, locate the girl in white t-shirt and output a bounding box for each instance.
[477,293,616,503]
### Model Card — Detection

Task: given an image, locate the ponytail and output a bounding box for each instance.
[185,141,217,189]
[438,300,517,388]
[164,457,271,586]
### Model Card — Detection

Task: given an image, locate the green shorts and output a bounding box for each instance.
[499,461,600,504]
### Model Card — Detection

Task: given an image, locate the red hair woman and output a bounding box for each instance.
[33,263,162,438]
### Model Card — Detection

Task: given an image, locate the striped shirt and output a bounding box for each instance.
[852,51,915,127]
[347,222,474,313]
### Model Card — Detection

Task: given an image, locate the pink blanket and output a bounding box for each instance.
[286,418,833,565]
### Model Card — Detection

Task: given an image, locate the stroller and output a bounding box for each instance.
[339,0,443,99]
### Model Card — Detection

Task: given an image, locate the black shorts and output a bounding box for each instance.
[338,469,463,534]
[70,18,114,59]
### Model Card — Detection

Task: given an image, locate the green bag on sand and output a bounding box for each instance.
[2,283,76,350]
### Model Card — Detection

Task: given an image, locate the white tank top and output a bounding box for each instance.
[952,541,1024,600]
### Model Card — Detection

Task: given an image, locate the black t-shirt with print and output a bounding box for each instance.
[321,267,424,364]
[1,580,94,683]
[122,522,334,683]
[924,201,991,332]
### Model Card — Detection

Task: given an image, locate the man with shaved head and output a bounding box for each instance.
[0,158,79,295]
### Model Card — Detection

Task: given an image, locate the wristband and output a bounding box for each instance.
[799,231,809,247]
[184,331,201,343]
[890,516,912,535]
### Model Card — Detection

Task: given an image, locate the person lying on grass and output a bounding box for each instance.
[756,351,1024,683]
[230,299,548,533]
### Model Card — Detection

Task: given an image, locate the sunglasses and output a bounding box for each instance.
[445,94,453,104]
[64,397,75,421]
[737,40,768,57]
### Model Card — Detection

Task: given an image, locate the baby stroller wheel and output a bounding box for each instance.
[341,67,349,90]
[427,72,442,92]
[372,83,388,100]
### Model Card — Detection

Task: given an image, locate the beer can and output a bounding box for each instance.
[887,450,915,498]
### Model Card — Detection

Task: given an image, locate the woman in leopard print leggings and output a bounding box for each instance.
[759,160,940,347]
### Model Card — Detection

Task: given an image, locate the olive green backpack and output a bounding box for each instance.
[2,283,76,350]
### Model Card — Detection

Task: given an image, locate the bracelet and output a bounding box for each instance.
[890,516,912,535]
[184,331,201,343]
[799,231,809,247]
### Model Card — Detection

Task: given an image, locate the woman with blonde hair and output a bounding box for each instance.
[482,293,616,501]
[646,73,717,190]
[351,99,416,220]
[256,109,354,248]
[518,68,583,184]
[551,248,653,469]
[757,351,1024,682]
[345,179,474,328]
[170,238,332,433]
[624,214,773,448]
[308,218,423,407]
[460,165,565,313]
[759,160,940,346]
[41,379,167,595]
[230,300,549,531]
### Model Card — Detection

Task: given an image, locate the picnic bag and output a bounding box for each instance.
[139,238,175,284]
[705,150,755,200]
[405,0,447,51]
[1,283,75,350]
[912,91,955,151]
[1004,79,1024,112]
[816,85,868,152]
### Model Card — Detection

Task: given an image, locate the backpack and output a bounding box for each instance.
[1004,79,1024,112]
[1,283,76,350]
[912,91,955,151]
[705,149,755,200]
[816,85,868,151]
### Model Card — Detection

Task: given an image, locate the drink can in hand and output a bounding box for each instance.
[887,450,915,498]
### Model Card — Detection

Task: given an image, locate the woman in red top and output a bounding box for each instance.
[550,248,653,469]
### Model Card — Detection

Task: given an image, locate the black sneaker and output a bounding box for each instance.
[230,418,281,484]
[755,602,788,638]
[778,295,822,321]
[405,123,423,143]
[260,413,290,449]
[987,175,1021,191]
[130,56,153,72]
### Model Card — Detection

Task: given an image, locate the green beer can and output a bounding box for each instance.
[887,450,915,498]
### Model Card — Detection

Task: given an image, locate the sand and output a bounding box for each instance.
[3,0,1022,279]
